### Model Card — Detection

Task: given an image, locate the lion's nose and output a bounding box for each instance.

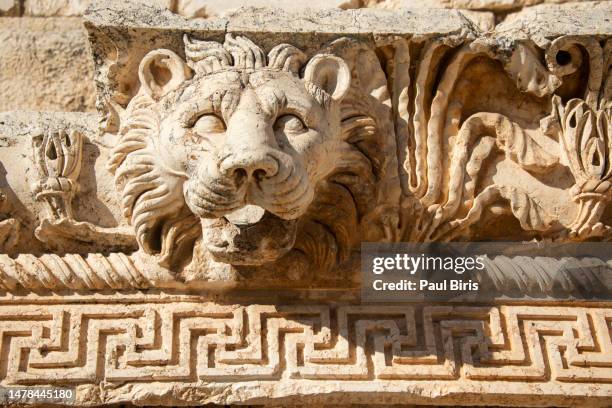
[220,149,279,182]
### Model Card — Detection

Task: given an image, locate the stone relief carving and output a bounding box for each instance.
[401,37,612,243]
[31,128,83,221]
[0,3,609,274]
[30,128,136,252]
[0,29,609,291]
[0,302,610,405]
[0,3,610,406]
[108,34,398,282]
[554,96,611,239]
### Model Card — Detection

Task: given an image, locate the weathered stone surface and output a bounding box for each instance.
[1,1,602,113]
[502,0,612,28]
[442,0,594,11]
[176,0,362,19]
[84,2,472,128]
[375,0,596,11]
[10,0,606,17]
[0,1,611,406]
[0,18,96,112]
[495,1,612,41]
[23,0,91,16]
[457,9,495,31]
[23,0,173,16]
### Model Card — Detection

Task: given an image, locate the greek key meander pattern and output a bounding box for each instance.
[0,303,610,384]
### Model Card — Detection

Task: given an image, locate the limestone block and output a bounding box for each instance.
[444,0,594,11]
[0,18,96,112]
[176,0,362,19]
[375,0,596,11]
[458,9,495,31]
[503,0,612,24]
[23,0,90,16]
[23,0,174,16]
[494,0,612,42]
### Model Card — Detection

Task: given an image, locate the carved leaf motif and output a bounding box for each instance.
[31,129,83,182]
[551,97,612,239]
[499,186,551,231]
[556,98,612,191]
[30,129,84,220]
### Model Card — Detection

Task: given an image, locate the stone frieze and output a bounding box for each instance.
[0,1,610,405]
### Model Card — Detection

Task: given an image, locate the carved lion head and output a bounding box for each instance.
[109,34,397,281]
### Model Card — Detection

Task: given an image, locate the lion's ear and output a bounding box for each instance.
[138,50,191,100]
[303,54,350,102]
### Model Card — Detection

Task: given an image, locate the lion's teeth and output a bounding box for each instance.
[224,205,266,225]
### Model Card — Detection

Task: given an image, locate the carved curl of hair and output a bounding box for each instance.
[184,34,307,76]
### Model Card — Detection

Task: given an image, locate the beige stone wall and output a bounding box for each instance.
[0,17,95,112]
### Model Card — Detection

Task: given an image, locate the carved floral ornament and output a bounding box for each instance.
[0,31,610,292]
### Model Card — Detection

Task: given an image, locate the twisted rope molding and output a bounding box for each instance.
[0,253,157,291]
[479,256,611,297]
[0,252,609,297]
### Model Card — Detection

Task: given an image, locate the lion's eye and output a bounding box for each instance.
[274,114,306,134]
[193,114,226,134]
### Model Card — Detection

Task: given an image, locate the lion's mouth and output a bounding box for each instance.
[200,205,298,265]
